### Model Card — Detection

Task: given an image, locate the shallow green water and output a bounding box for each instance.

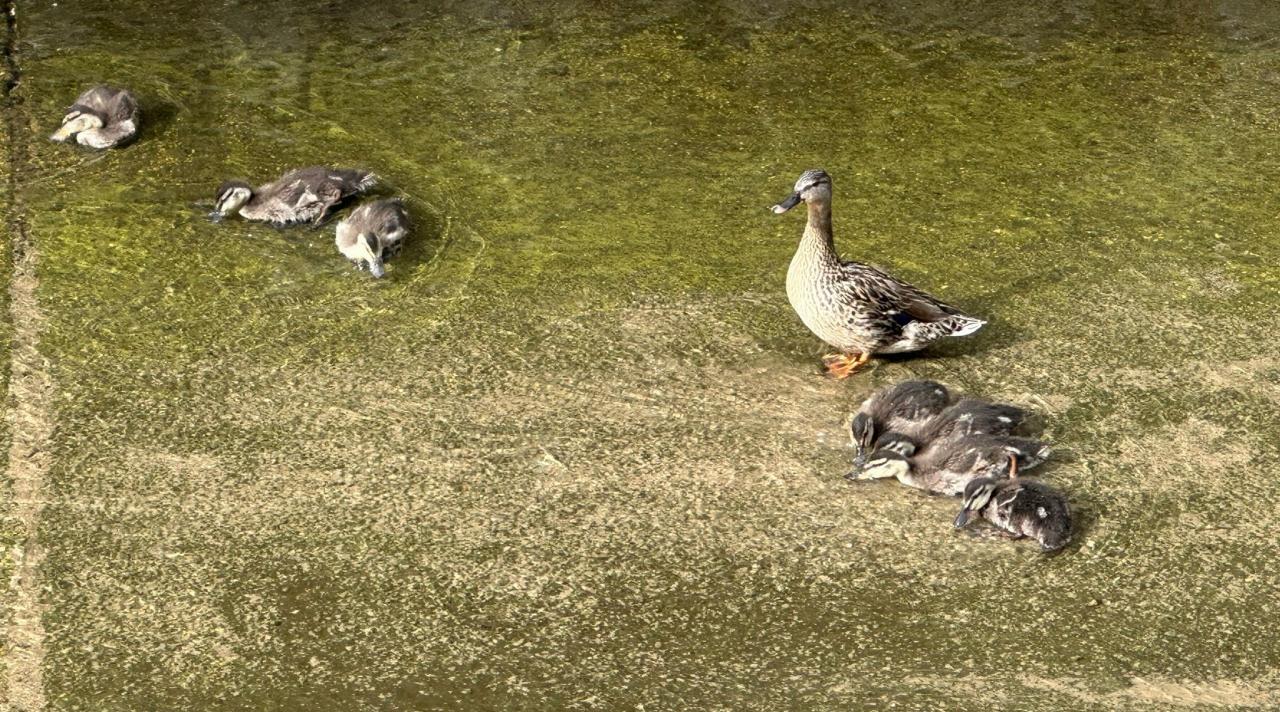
[8,1,1280,709]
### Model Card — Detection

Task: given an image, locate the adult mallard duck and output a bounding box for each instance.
[772,169,986,378]
[954,476,1072,552]
[335,199,410,278]
[49,85,139,149]
[213,166,376,226]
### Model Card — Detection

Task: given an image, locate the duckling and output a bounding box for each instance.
[848,431,1051,496]
[335,199,409,278]
[954,476,1072,552]
[850,379,953,467]
[49,85,139,148]
[213,166,377,226]
[772,169,985,379]
[915,397,1031,443]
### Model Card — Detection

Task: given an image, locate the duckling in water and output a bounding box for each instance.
[772,170,986,378]
[848,431,1051,497]
[213,166,376,226]
[954,476,1072,552]
[49,85,139,149]
[850,379,953,467]
[335,199,409,278]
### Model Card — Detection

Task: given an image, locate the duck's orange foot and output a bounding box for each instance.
[822,352,870,380]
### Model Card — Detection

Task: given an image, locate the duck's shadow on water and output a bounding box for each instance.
[394,206,446,272]
[880,262,1072,367]
[138,98,182,144]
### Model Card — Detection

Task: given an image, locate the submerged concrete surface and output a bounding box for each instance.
[3,0,1280,709]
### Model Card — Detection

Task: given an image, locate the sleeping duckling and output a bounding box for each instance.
[49,85,139,148]
[213,166,376,226]
[954,476,1072,552]
[848,431,1051,496]
[916,397,1031,443]
[851,389,1030,469]
[850,380,953,467]
[772,169,986,379]
[335,199,409,278]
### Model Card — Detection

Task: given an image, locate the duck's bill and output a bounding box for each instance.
[771,193,802,214]
[368,259,385,278]
[952,510,972,528]
[208,211,226,223]
[49,125,76,142]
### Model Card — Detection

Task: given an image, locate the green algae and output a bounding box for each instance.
[7,1,1280,710]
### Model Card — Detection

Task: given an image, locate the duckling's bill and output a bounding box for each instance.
[359,233,385,278]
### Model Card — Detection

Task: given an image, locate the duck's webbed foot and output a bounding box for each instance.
[822,352,870,380]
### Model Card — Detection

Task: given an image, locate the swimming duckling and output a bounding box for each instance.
[213,166,376,226]
[335,199,409,278]
[49,85,139,148]
[850,380,953,467]
[773,170,986,378]
[848,431,1051,496]
[954,476,1072,552]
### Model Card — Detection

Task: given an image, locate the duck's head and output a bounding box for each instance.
[356,233,385,278]
[845,445,912,483]
[771,169,832,214]
[50,107,106,143]
[849,412,876,467]
[872,431,917,458]
[213,180,253,219]
[954,477,1000,528]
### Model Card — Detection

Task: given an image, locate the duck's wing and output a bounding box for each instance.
[837,261,986,350]
[837,261,965,320]
[252,170,338,222]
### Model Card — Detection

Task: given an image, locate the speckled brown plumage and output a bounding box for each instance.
[773,169,985,377]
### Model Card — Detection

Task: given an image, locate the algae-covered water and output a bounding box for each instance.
[4,0,1280,709]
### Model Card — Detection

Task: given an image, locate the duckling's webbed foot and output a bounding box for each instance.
[822,352,870,380]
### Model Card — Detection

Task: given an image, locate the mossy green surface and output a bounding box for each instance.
[9,1,1280,709]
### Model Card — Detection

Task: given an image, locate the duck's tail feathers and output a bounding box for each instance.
[357,172,379,191]
[904,315,985,345]
[1006,438,1052,470]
